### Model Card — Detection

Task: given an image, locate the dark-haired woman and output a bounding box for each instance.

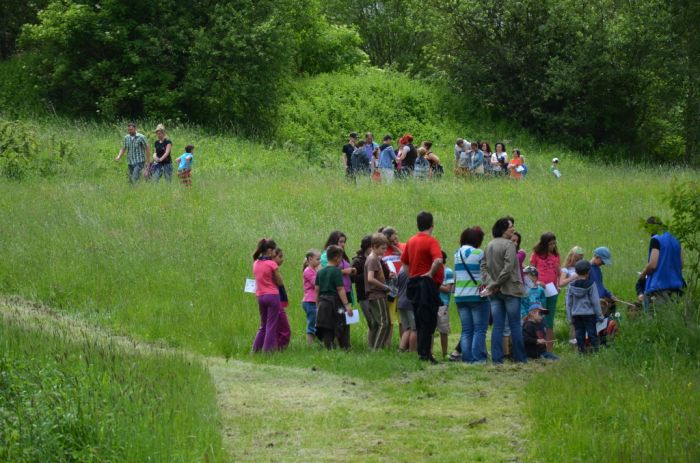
[529,232,561,352]
[252,238,283,352]
[481,142,493,176]
[454,227,490,363]
[492,142,507,175]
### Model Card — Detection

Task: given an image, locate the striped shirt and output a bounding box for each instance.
[122,133,148,165]
[454,245,485,302]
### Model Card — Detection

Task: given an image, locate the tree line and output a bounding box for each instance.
[2,0,699,163]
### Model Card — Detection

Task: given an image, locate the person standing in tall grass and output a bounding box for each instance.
[342,132,358,178]
[380,226,405,346]
[115,122,151,184]
[175,144,194,188]
[351,236,373,344]
[315,245,354,349]
[151,124,173,182]
[302,249,321,345]
[252,238,283,352]
[481,216,527,364]
[508,149,524,180]
[364,233,393,350]
[378,135,397,183]
[320,231,356,306]
[481,142,493,175]
[530,233,561,352]
[560,246,585,345]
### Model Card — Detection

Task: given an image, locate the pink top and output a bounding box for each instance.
[303,266,317,303]
[253,259,279,296]
[529,252,561,287]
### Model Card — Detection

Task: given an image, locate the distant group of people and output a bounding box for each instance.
[248,211,685,363]
[342,132,564,182]
[114,122,194,187]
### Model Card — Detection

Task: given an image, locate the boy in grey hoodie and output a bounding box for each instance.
[566,259,604,353]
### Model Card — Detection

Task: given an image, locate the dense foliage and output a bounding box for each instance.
[18,0,365,129]
[432,0,700,163]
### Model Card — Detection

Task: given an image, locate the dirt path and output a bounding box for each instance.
[2,296,536,462]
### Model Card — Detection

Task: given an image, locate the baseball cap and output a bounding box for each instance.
[523,265,538,277]
[594,247,612,265]
[528,303,549,314]
[552,157,559,163]
[575,259,591,275]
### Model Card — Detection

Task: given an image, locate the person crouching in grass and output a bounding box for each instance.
[566,260,604,354]
[523,303,559,360]
[176,144,194,187]
[315,245,353,349]
[364,233,392,350]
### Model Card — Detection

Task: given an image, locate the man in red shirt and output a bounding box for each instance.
[401,211,444,363]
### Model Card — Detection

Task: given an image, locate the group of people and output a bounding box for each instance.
[114,122,195,187]
[342,132,564,182]
[249,212,686,363]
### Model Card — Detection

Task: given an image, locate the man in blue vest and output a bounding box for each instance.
[638,216,685,313]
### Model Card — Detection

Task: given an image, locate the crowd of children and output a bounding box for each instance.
[343,131,564,182]
[250,222,623,361]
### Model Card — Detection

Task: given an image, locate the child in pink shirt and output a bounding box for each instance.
[302,249,321,344]
[529,232,561,352]
[252,238,283,352]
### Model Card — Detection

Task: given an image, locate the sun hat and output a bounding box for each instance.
[593,247,612,265]
[523,265,538,277]
[552,157,559,163]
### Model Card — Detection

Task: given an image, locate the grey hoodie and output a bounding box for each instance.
[566,278,603,322]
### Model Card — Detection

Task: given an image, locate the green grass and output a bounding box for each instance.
[0,298,226,463]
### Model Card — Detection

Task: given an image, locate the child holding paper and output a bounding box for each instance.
[315,245,353,349]
[529,233,561,352]
[364,233,392,350]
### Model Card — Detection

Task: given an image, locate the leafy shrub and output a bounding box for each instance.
[668,180,700,311]
[0,119,74,180]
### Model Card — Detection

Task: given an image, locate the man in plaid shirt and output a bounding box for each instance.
[115,122,151,183]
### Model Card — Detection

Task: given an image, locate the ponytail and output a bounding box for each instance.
[252,238,277,260]
[303,249,321,271]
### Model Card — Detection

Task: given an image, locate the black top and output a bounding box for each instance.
[342,143,355,167]
[403,144,417,169]
[351,255,368,302]
[155,138,172,164]
[649,237,660,251]
[523,319,546,358]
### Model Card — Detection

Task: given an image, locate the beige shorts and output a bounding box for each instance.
[437,305,450,334]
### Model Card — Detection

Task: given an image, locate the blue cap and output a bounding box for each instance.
[528,303,549,314]
[594,246,612,265]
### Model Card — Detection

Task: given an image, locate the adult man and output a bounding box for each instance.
[480,216,527,363]
[639,217,685,312]
[115,122,151,184]
[363,132,379,163]
[401,211,443,363]
[342,132,358,178]
[378,135,397,182]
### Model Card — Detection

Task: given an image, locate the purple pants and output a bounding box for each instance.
[277,309,291,349]
[252,294,281,352]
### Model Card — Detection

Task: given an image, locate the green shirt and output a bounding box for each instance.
[316,265,343,295]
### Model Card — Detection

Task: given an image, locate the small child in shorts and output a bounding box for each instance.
[550,157,561,178]
[176,144,194,187]
[436,251,454,358]
[396,266,417,352]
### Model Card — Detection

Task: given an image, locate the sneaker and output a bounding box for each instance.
[569,338,577,345]
[448,352,460,362]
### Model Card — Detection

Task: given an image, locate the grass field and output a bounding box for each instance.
[2,113,699,461]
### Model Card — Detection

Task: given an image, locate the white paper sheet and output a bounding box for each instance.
[544,282,559,297]
[244,278,257,294]
[345,309,360,325]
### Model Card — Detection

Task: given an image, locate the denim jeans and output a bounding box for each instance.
[457,300,490,363]
[127,161,145,184]
[572,314,599,353]
[152,162,173,182]
[490,294,527,363]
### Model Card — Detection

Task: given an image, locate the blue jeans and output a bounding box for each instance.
[490,294,527,363]
[572,315,599,354]
[152,162,173,182]
[457,300,490,363]
[302,302,317,335]
[128,162,145,184]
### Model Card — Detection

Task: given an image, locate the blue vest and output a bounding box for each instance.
[645,232,685,294]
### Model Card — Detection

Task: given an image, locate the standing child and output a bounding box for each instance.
[251,238,283,352]
[566,260,604,354]
[550,157,562,178]
[302,249,321,345]
[414,147,430,179]
[273,248,291,350]
[523,303,559,360]
[176,144,194,187]
[315,245,353,349]
[521,266,546,320]
[351,236,373,346]
[396,266,417,352]
[364,233,392,350]
[436,251,454,359]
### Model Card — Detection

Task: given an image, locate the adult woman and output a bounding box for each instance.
[492,142,507,174]
[396,134,417,174]
[508,149,524,180]
[481,142,493,175]
[454,227,490,363]
[481,217,527,363]
[529,232,561,351]
[321,231,356,305]
[152,124,173,182]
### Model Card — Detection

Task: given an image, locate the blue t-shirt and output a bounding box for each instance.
[178,153,193,171]
[440,267,454,306]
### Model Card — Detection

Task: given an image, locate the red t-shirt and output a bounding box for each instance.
[529,252,561,287]
[400,232,443,286]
